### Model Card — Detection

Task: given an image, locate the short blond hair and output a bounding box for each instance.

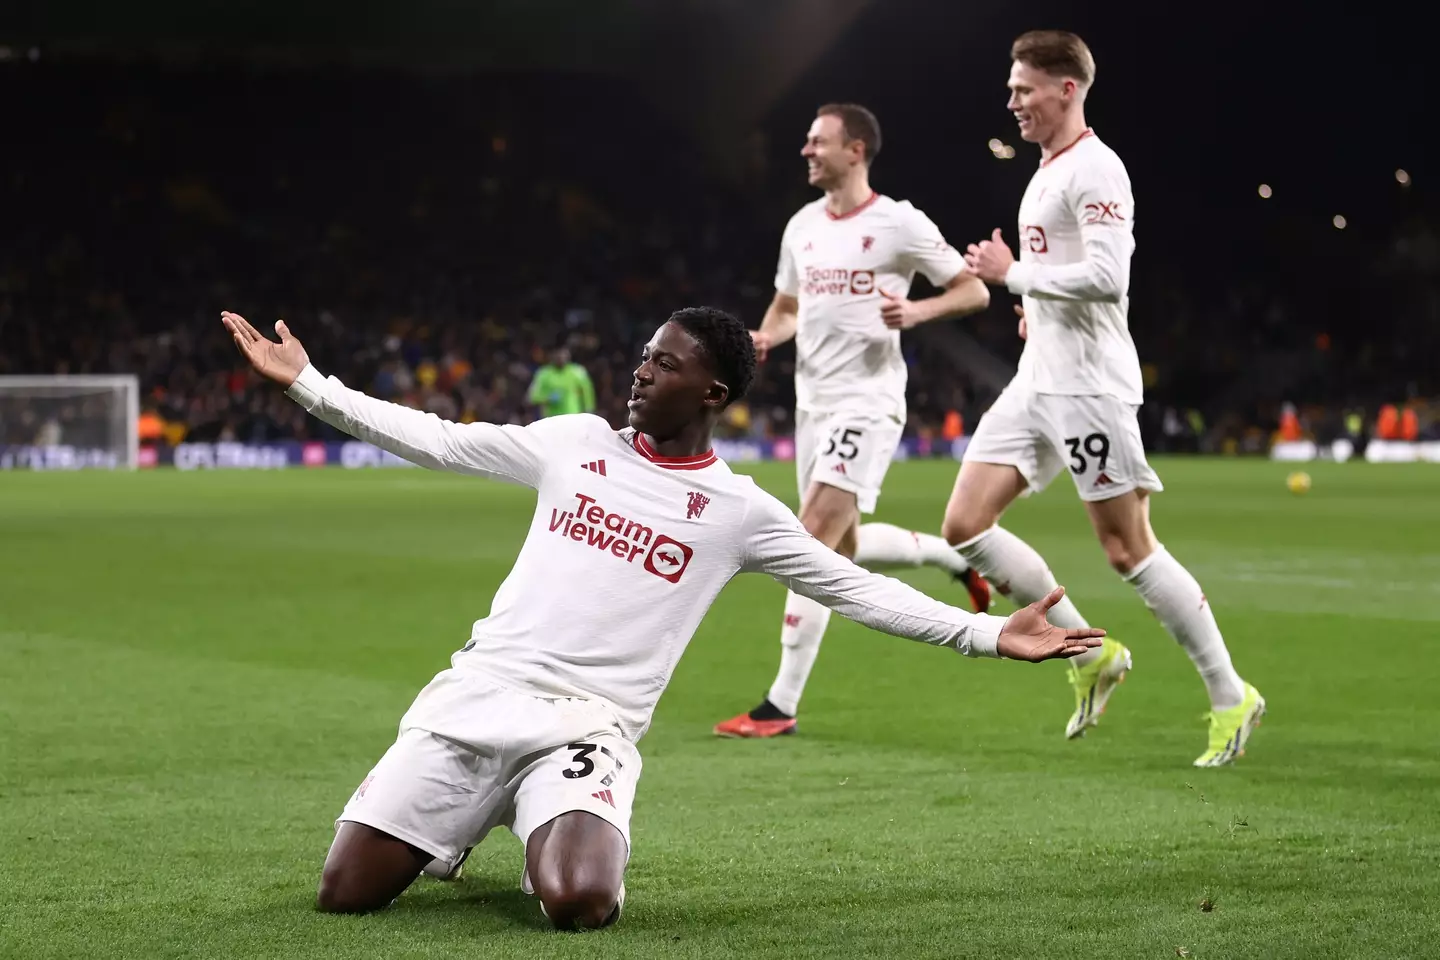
[1011,30,1096,88]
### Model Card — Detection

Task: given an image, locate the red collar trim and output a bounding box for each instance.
[826,191,881,221]
[633,433,717,470]
[1040,128,1094,167]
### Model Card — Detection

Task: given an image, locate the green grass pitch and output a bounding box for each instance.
[2,458,1438,959]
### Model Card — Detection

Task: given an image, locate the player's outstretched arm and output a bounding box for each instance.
[221,312,549,487]
[740,492,1103,661]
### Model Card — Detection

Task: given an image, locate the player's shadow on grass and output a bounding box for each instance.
[392,880,546,931]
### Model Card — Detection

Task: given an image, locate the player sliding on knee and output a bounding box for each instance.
[714,103,994,739]
[949,31,1263,767]
[221,305,1105,928]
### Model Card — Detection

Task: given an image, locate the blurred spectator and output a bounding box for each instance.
[527,343,596,419]
[2,61,1435,450]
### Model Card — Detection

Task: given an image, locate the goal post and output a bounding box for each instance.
[0,375,141,470]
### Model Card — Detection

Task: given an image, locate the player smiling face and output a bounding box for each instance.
[627,322,729,440]
[801,114,862,189]
[1006,59,1077,144]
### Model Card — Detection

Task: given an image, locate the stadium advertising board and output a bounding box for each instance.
[0,436,965,470]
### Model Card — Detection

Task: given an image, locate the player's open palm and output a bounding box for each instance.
[221,312,309,388]
[996,586,1106,662]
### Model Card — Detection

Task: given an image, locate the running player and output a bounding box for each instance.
[948,31,1264,766]
[715,103,995,739]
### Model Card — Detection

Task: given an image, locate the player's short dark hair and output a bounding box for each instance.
[1011,30,1096,88]
[667,306,755,408]
[816,103,882,165]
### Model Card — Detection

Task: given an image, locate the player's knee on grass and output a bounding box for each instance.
[528,812,627,931]
[316,863,394,914]
[536,871,623,931]
[315,822,429,914]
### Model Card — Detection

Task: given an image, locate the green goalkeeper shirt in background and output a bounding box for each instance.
[528,362,596,418]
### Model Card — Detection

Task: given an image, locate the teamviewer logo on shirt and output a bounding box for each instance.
[643,536,693,583]
[549,492,695,583]
[803,266,876,296]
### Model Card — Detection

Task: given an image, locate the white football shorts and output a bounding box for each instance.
[337,668,641,879]
[963,385,1163,502]
[794,407,905,513]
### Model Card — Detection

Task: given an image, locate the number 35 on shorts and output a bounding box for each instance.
[822,426,864,461]
[1064,432,1110,475]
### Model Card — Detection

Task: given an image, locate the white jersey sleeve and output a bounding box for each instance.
[896,203,967,287]
[774,213,801,297]
[739,487,1008,657]
[1004,152,1134,304]
[286,363,568,488]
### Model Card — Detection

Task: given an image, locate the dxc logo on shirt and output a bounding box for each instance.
[548,492,694,583]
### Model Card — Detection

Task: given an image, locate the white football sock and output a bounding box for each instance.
[854,522,970,576]
[1124,547,1245,710]
[953,525,1099,664]
[766,591,833,717]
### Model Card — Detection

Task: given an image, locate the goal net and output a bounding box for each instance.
[0,375,140,470]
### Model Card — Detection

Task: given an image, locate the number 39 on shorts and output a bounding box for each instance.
[1064,433,1110,475]
[822,427,864,461]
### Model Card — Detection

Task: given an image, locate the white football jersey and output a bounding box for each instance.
[286,365,1009,741]
[776,194,966,418]
[1004,130,1143,404]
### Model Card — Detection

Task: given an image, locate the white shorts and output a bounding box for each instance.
[794,408,905,513]
[337,669,641,879]
[963,385,1163,502]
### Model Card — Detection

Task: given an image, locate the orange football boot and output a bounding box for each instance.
[957,568,993,613]
[713,712,797,738]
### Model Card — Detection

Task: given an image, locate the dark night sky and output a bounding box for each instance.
[4,1,1425,280]
[2,1,1430,407]
[769,1,1423,241]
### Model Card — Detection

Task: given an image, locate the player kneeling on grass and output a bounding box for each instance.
[221,306,1105,930]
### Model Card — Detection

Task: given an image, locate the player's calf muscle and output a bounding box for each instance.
[1084,493,1157,574]
[1094,530,1149,574]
